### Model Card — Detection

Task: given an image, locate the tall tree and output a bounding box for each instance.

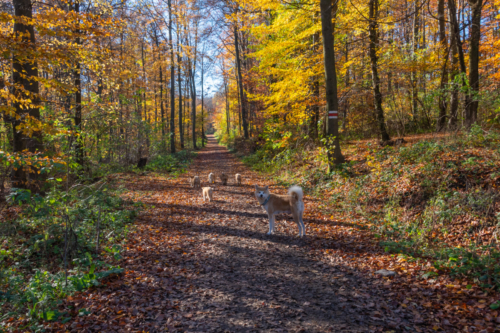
[319,0,345,168]
[73,0,84,165]
[233,12,249,139]
[368,0,390,141]
[448,10,459,129]
[168,0,176,153]
[436,0,448,131]
[176,26,184,149]
[465,0,483,127]
[12,0,43,189]
[411,0,420,124]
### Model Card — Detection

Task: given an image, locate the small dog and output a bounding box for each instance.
[235,174,242,186]
[254,185,305,236]
[220,172,228,185]
[208,172,215,184]
[202,187,214,202]
[191,176,201,189]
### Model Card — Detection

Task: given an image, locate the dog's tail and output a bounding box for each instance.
[288,185,303,202]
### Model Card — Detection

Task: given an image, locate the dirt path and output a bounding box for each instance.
[57,136,493,333]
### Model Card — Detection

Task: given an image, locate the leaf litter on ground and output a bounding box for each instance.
[35,136,500,332]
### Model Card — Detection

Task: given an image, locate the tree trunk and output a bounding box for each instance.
[177,40,183,149]
[320,0,345,168]
[224,76,230,135]
[411,0,419,123]
[190,65,197,149]
[448,0,468,128]
[368,0,391,141]
[465,0,482,127]
[234,22,249,139]
[201,56,205,147]
[168,0,176,153]
[343,36,349,131]
[12,0,43,189]
[436,0,448,131]
[448,16,459,129]
[74,1,84,165]
[309,31,320,140]
[159,65,165,138]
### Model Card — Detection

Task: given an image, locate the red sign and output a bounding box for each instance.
[328,110,338,119]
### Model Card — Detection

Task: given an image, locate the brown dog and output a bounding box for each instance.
[220,172,228,185]
[254,185,305,236]
[191,176,201,189]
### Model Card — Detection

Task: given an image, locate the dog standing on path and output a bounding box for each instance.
[208,173,215,184]
[235,174,242,185]
[220,173,228,185]
[202,187,214,202]
[191,176,201,189]
[254,185,305,237]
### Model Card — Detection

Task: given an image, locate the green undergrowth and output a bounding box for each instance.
[0,178,139,330]
[144,150,197,176]
[241,125,500,289]
[0,146,196,329]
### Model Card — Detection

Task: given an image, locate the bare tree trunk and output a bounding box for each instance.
[320,0,345,169]
[368,0,391,141]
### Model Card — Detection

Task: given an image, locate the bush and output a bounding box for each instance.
[145,150,196,175]
[0,179,137,328]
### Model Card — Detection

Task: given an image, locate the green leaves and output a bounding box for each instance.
[490,301,500,310]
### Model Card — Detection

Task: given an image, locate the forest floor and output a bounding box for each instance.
[54,135,499,332]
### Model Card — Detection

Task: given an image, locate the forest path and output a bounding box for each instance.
[60,136,445,332]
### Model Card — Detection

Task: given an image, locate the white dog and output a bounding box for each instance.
[254,185,305,236]
[202,187,214,202]
[208,172,215,184]
[235,173,242,185]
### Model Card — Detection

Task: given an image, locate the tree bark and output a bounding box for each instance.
[168,0,176,153]
[225,84,230,135]
[411,0,419,123]
[159,64,165,138]
[309,31,320,140]
[448,14,459,129]
[177,38,183,149]
[320,0,345,168]
[234,21,249,139]
[368,0,390,141]
[200,56,205,147]
[190,64,197,149]
[12,0,43,189]
[465,0,482,127]
[74,1,84,165]
[436,0,448,131]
